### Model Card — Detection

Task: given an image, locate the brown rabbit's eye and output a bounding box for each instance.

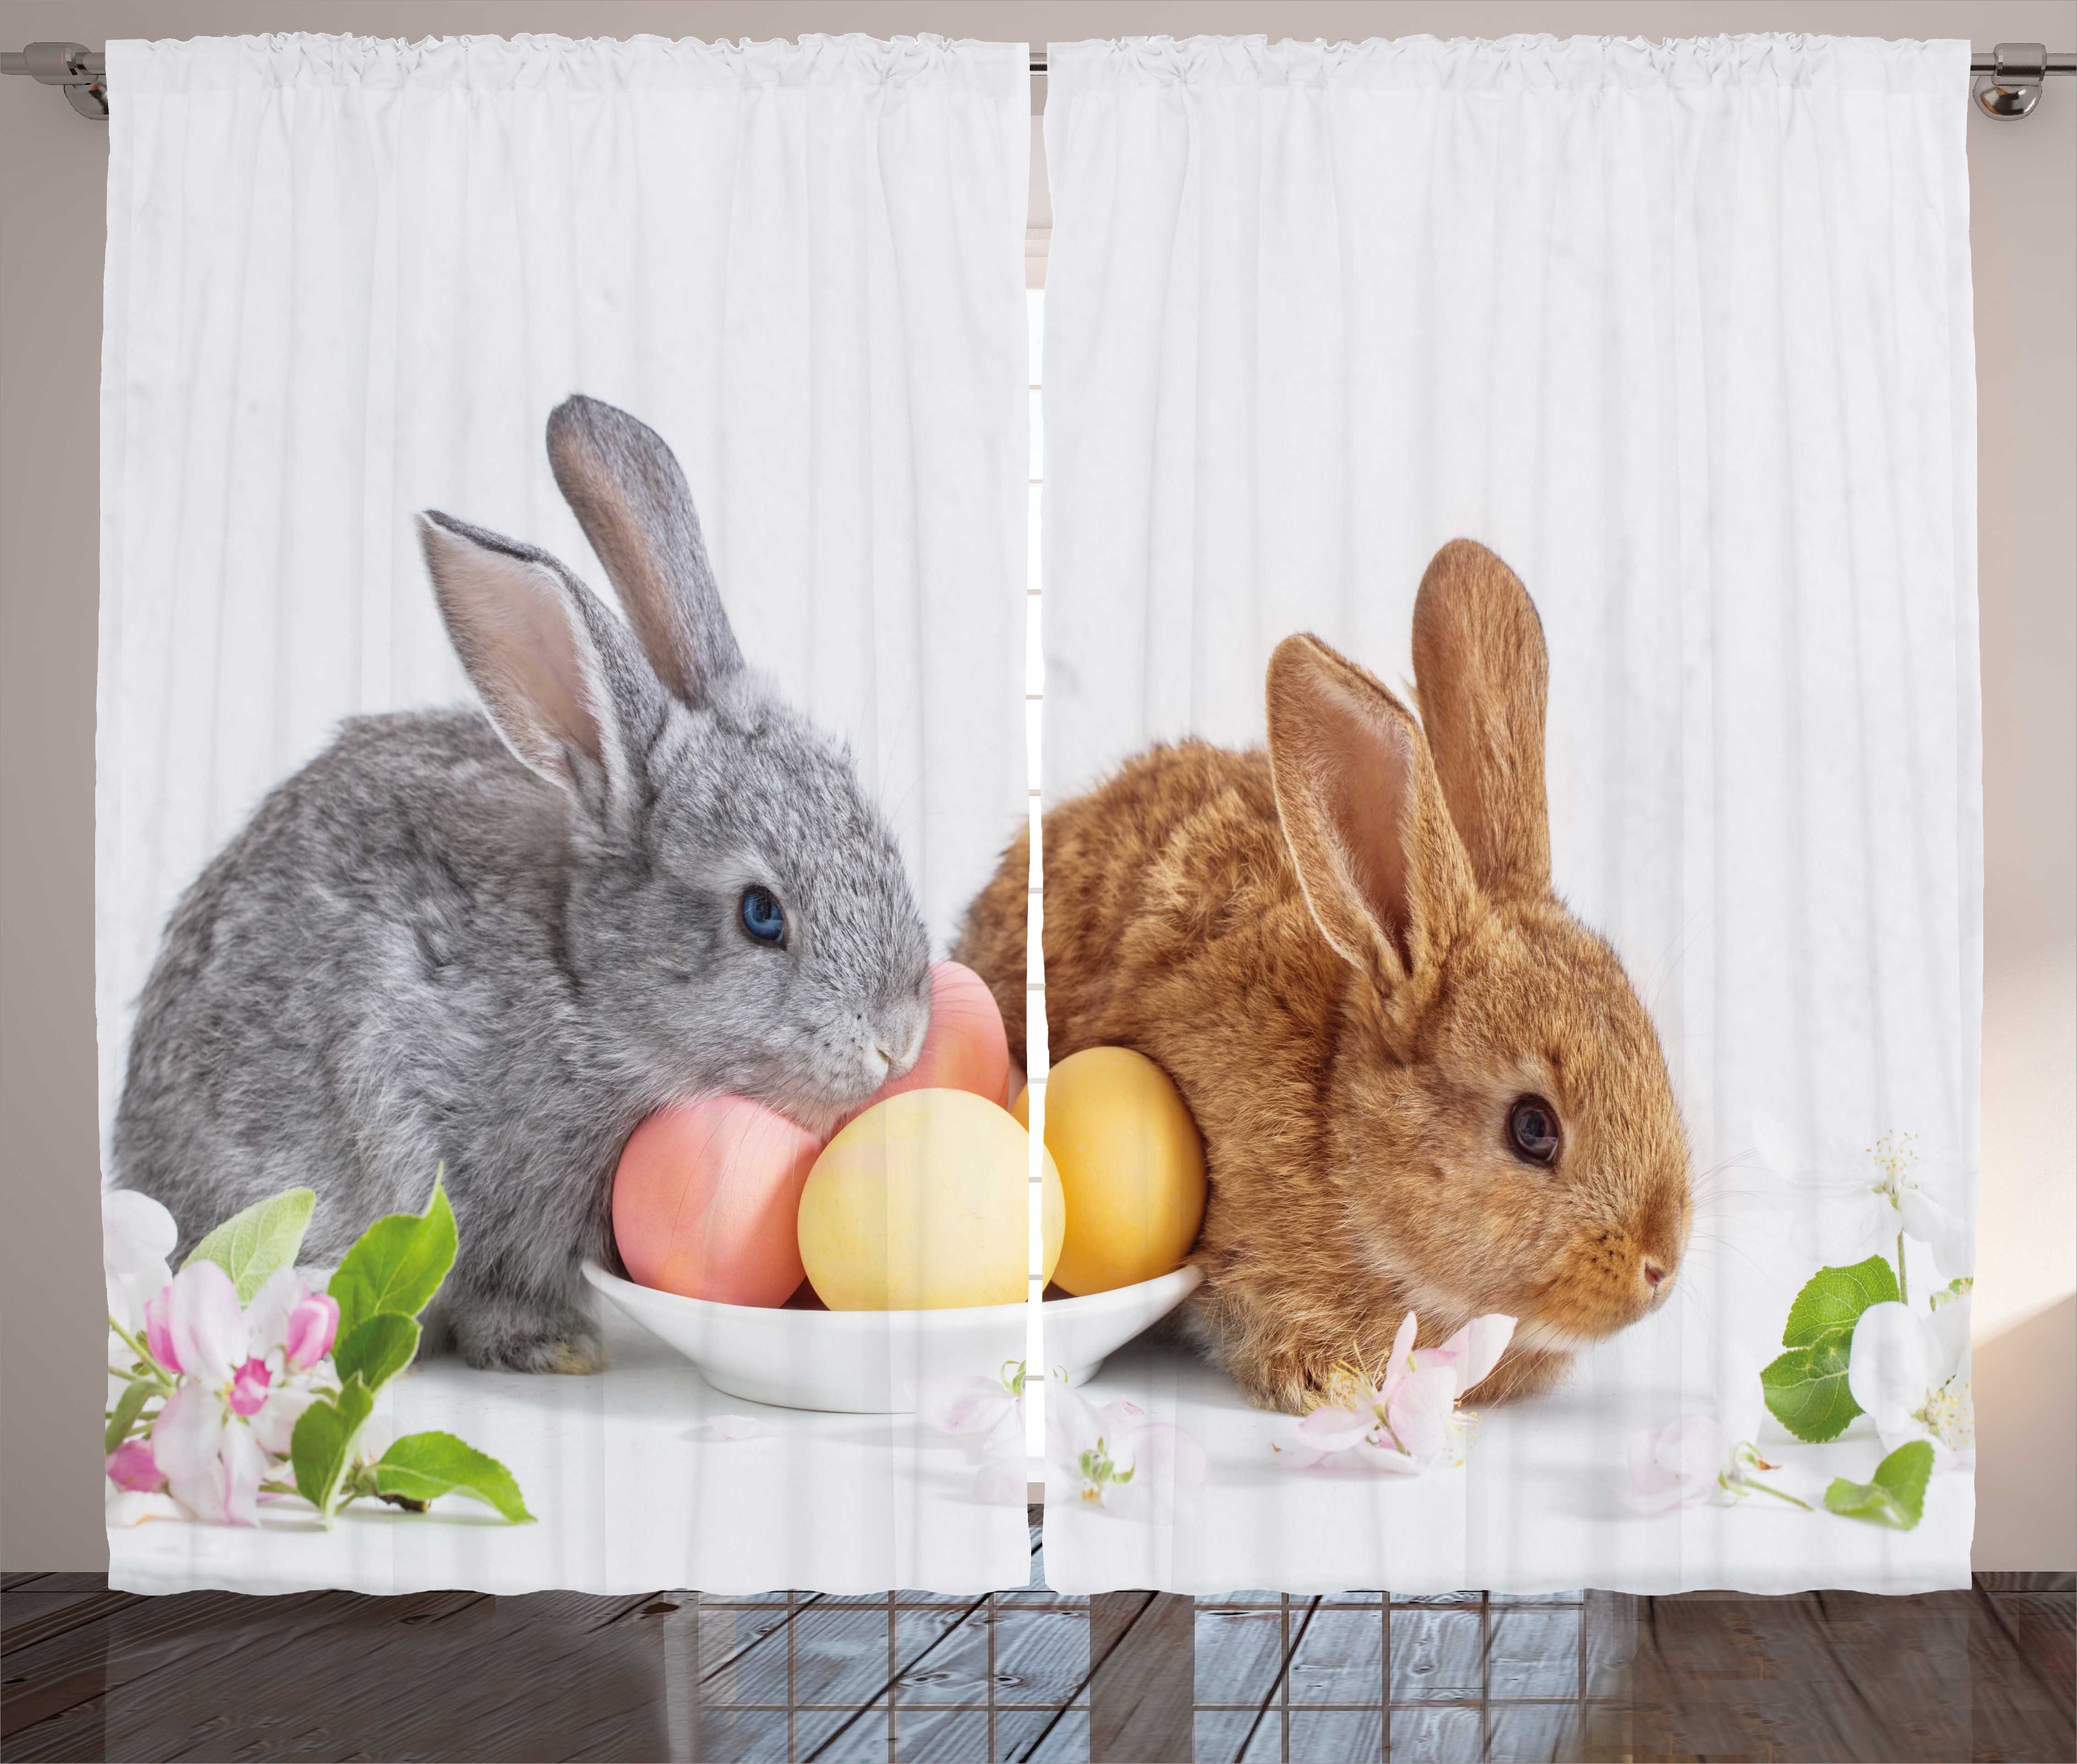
[1507,1095,1561,1166]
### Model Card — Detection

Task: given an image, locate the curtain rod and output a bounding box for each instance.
[7,40,2074,122]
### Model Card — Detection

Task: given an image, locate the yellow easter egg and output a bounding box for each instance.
[1034,1047,1206,1296]
[798,1088,1065,1309]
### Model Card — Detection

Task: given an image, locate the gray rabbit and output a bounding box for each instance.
[112,396,933,1372]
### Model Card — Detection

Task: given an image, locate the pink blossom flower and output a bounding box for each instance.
[1621,1414,1729,1514]
[136,1260,330,1524]
[105,1438,165,1492]
[283,1293,339,1371]
[1049,1373,1207,1516]
[1620,1372,1808,1514]
[235,1269,335,1448]
[246,1383,318,1459]
[151,1381,270,1525]
[229,1358,272,1417]
[1412,1314,1515,1393]
[142,1287,180,1373]
[1275,1311,1516,1474]
[160,1259,247,1388]
[922,1361,1033,1503]
[921,1361,1028,1454]
[242,1267,308,1361]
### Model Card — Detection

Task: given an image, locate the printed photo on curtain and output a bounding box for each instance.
[995,33,1981,1596]
[96,31,1035,1596]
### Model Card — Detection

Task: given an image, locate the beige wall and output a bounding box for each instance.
[4,0,2071,1571]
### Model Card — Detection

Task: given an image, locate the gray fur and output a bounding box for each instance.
[112,397,932,1373]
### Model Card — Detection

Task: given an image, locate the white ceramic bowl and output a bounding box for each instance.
[582,1261,1202,1413]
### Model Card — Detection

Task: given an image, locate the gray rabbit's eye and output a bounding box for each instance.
[1507,1094,1561,1166]
[739,886,787,948]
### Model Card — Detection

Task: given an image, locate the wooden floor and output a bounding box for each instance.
[4,1524,2069,1762]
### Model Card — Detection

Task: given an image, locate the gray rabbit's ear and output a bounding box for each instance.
[418,511,657,836]
[545,394,743,709]
[1410,540,1551,901]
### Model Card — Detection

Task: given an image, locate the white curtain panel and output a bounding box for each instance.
[1037,34,1978,1594]
[99,33,1031,1594]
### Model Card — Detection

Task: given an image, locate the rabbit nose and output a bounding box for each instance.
[1642,1258,1668,1290]
[882,1013,927,1076]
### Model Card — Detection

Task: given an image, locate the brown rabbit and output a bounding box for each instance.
[957,540,1690,1413]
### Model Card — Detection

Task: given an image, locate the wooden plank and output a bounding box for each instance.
[5,1589,498,1759]
[1976,1571,2076,1593]
[1967,1587,2077,1764]
[115,1588,666,1762]
[0,1695,104,1764]
[4,1590,345,1742]
[3,1589,144,1656]
[1089,1591,1194,1763]
[1624,1590,1980,1763]
[892,1605,1088,1709]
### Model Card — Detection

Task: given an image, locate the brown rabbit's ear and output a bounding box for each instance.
[1410,539,1551,900]
[1266,634,1478,991]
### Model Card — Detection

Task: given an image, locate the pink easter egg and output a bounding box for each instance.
[613,1096,822,1307]
[841,963,1011,1130]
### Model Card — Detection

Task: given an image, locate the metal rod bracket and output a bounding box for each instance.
[0,41,108,119]
[1975,42,2054,118]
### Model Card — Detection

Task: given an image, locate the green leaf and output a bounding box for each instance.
[1825,1439,1935,1530]
[328,1175,457,1341]
[1781,1256,1900,1348]
[104,1378,156,1454]
[290,1377,375,1521]
[374,1431,533,1523]
[1760,1336,1861,1443]
[331,1312,421,1394]
[184,1188,316,1303]
[1929,1276,1974,1312]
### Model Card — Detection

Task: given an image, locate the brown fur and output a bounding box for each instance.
[956,541,1690,1414]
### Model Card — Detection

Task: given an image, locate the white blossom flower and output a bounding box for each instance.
[1848,1297,1974,1471]
[1751,1112,1973,1283]
[102,1188,177,1338]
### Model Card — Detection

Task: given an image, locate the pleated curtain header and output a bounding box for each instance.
[1048,33,1967,92]
[108,32,1027,95]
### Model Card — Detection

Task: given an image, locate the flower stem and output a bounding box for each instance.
[108,1316,162,1372]
[1746,1478,1812,1511]
[1895,1231,1909,1307]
